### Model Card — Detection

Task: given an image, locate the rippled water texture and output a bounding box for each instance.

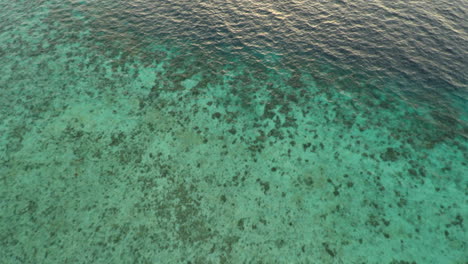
[0,0,467,263]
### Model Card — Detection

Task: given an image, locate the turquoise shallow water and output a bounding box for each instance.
[0,0,467,263]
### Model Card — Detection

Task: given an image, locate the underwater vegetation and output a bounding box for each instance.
[0,0,466,263]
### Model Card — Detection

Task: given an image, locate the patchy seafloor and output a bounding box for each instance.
[0,1,466,263]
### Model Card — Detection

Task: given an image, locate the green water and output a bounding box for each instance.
[0,1,466,263]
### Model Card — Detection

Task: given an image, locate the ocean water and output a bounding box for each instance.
[0,0,466,263]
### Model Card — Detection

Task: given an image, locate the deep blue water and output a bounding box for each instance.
[81,0,467,106]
